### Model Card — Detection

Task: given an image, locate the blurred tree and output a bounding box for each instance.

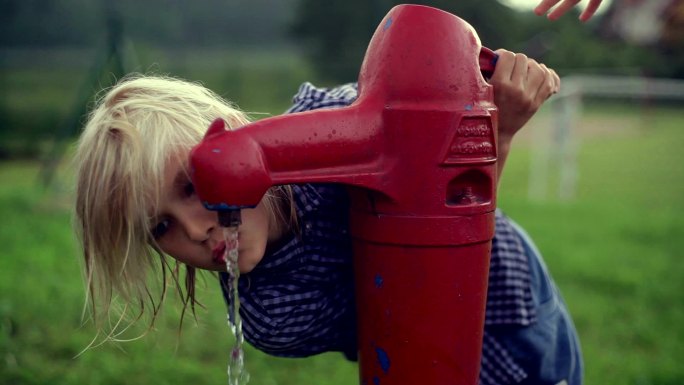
[290,0,522,83]
[0,0,102,47]
[290,0,682,81]
[660,0,684,78]
[0,0,299,48]
[596,0,684,78]
[513,11,659,77]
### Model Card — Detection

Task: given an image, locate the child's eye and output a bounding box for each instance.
[183,182,195,197]
[151,219,171,239]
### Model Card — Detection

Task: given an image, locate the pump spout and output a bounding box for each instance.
[218,209,242,228]
[190,102,386,210]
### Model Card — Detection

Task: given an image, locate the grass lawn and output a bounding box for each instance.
[1,73,682,384]
[499,103,684,384]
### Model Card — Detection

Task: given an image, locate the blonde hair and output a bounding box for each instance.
[74,74,291,343]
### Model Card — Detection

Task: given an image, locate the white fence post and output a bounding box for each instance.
[528,75,684,202]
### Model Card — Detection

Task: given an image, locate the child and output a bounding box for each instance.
[74,49,582,385]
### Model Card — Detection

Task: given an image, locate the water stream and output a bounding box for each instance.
[223,226,250,385]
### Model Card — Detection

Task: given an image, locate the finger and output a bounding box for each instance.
[534,0,562,15]
[579,0,603,21]
[490,49,515,84]
[529,63,550,106]
[540,64,561,93]
[510,53,529,87]
[548,0,581,20]
[541,64,562,98]
[533,64,555,103]
[528,62,548,100]
[550,68,561,94]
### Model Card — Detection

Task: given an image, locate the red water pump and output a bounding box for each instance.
[191,4,499,384]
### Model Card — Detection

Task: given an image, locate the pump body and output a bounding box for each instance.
[191,4,498,384]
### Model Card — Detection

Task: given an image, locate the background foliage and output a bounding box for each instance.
[1,0,682,158]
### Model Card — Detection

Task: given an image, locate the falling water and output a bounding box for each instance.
[223,226,250,385]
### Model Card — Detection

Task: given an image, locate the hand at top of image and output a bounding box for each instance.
[534,0,604,21]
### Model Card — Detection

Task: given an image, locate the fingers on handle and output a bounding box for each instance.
[490,49,515,83]
[511,53,529,87]
[535,64,561,105]
[528,62,549,104]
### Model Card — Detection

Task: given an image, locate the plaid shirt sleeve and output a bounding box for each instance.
[226,184,357,357]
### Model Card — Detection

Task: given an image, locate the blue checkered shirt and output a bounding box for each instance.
[222,83,539,385]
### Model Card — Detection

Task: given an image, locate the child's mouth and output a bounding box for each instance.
[212,241,227,264]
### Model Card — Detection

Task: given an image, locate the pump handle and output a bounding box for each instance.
[479,47,498,79]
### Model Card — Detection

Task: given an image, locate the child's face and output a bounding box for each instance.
[150,155,273,273]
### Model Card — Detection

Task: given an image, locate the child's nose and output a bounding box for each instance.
[185,222,210,242]
[180,211,213,243]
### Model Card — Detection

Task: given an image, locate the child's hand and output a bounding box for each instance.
[489,49,560,144]
[488,49,560,180]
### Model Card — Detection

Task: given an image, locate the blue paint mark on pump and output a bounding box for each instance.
[384,17,393,31]
[374,274,384,288]
[375,346,391,374]
[202,201,255,211]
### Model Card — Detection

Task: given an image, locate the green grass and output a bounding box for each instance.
[498,104,684,384]
[0,103,684,385]
[0,163,358,384]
